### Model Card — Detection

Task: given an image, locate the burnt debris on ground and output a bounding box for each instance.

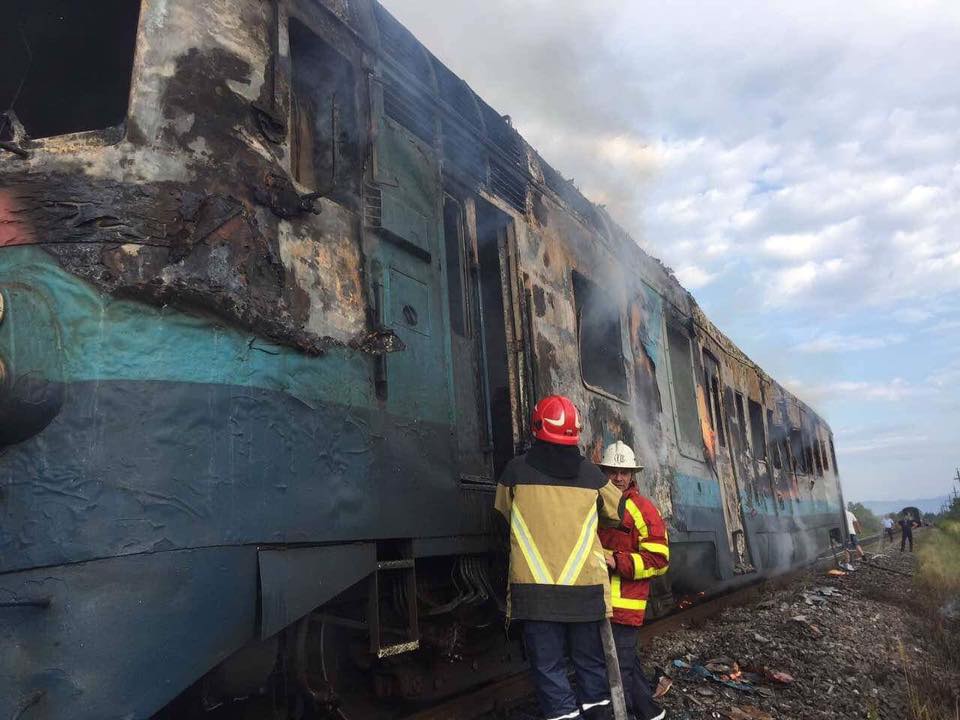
[643,550,928,719]
[490,544,960,719]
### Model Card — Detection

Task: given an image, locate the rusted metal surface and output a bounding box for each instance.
[0,0,379,356]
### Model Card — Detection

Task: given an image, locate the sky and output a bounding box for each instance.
[380,0,960,502]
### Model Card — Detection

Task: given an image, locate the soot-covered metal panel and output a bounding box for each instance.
[0,0,391,358]
[259,543,376,639]
[0,546,258,720]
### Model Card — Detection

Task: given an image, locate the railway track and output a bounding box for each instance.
[401,566,816,720]
[404,534,922,720]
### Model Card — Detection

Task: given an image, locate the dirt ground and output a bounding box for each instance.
[497,535,959,719]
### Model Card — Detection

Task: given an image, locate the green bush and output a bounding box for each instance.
[847,501,882,536]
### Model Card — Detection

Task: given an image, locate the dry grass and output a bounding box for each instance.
[904,525,960,720]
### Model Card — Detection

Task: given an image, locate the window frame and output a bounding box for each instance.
[2,0,144,148]
[701,349,726,449]
[734,391,749,452]
[790,427,807,475]
[813,429,824,476]
[767,409,783,469]
[288,15,365,209]
[571,270,630,404]
[748,398,768,464]
[664,321,705,460]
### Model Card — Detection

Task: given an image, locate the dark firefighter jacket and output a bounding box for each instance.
[494,443,623,622]
[598,484,669,626]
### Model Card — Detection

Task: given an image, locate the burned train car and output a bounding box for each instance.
[0,1,845,717]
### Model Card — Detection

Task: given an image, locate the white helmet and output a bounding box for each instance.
[600,441,643,471]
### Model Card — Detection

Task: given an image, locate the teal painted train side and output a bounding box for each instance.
[0,246,493,572]
[0,1,846,717]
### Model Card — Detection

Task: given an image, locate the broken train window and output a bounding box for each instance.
[572,271,628,400]
[789,427,806,474]
[802,426,817,476]
[665,323,702,454]
[748,398,767,462]
[767,409,783,469]
[813,429,824,476]
[734,392,749,450]
[702,350,726,448]
[289,18,361,207]
[1,0,141,140]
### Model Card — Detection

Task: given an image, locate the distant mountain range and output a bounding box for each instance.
[858,496,952,516]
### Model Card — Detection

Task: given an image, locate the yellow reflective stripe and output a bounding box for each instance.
[631,552,669,579]
[625,499,648,536]
[615,596,648,610]
[558,507,598,585]
[511,506,555,584]
[635,565,669,579]
[640,541,670,559]
[610,574,648,610]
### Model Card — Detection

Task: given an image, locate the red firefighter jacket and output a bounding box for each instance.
[597,484,669,626]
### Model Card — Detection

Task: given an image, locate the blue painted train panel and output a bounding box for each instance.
[0,547,258,720]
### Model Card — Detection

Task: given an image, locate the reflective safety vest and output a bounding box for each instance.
[598,486,669,626]
[494,453,624,622]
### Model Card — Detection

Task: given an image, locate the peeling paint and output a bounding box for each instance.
[0,2,847,716]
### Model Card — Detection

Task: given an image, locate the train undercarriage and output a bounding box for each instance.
[156,552,525,720]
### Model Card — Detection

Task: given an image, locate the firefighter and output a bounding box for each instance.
[597,441,669,720]
[495,395,624,720]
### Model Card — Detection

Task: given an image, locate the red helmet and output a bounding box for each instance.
[531,395,582,446]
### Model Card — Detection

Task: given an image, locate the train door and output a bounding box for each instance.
[724,389,757,572]
[702,350,753,572]
[365,73,450,434]
[476,199,522,479]
[440,191,518,482]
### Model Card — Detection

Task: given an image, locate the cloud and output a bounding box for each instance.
[928,360,960,389]
[673,265,716,289]
[925,319,960,333]
[761,219,862,262]
[793,333,907,353]
[381,0,960,500]
[841,432,930,455]
[783,377,923,404]
[761,258,851,305]
[893,308,933,324]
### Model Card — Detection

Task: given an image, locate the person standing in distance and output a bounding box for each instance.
[495,395,624,720]
[899,513,918,552]
[882,515,895,544]
[597,441,669,720]
[840,506,865,570]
